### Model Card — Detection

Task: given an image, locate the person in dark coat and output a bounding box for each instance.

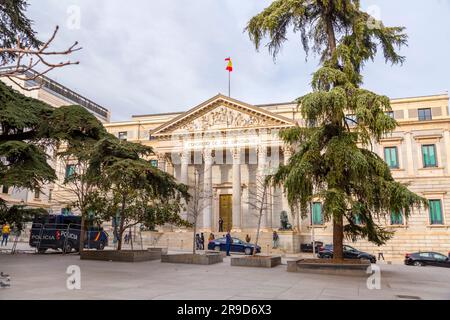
[225,231,232,256]
[219,217,224,232]
[200,233,205,250]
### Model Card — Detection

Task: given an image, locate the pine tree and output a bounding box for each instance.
[247,0,427,261]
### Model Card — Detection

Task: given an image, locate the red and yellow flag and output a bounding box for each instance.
[225,57,233,72]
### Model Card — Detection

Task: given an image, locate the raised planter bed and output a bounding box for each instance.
[161,252,223,265]
[287,259,372,277]
[148,247,168,255]
[80,250,161,262]
[231,256,282,268]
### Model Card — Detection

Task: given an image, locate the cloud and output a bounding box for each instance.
[27,0,450,121]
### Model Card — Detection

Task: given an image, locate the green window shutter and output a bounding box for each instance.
[384,147,398,169]
[354,214,362,225]
[422,145,437,168]
[390,210,403,225]
[429,200,443,225]
[312,203,323,225]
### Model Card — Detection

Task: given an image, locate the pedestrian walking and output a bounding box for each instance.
[1,223,11,246]
[225,231,232,256]
[218,217,224,232]
[200,233,205,250]
[272,231,279,249]
[195,234,201,250]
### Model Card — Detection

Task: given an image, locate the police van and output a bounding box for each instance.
[29,215,108,253]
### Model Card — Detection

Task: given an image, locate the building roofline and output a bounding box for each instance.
[0,66,111,120]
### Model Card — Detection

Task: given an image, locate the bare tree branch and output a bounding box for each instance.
[0,25,82,91]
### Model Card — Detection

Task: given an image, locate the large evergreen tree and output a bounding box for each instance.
[87,136,190,251]
[247,0,427,261]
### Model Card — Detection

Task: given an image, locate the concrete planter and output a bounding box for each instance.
[287,259,372,277]
[148,247,168,255]
[231,256,282,268]
[80,250,161,262]
[161,252,223,265]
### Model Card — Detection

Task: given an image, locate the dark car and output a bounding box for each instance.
[318,244,377,263]
[301,241,324,253]
[208,237,261,255]
[404,252,450,268]
[30,215,108,253]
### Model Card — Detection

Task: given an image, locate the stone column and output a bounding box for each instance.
[257,146,268,229]
[180,151,190,220]
[282,146,294,229]
[203,149,213,231]
[180,151,189,185]
[232,148,242,231]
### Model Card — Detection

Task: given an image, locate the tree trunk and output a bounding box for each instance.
[325,11,345,261]
[193,219,197,255]
[117,195,126,251]
[333,215,344,261]
[253,185,267,256]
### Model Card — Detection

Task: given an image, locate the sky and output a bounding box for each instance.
[27,0,450,122]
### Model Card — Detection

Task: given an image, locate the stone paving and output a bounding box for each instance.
[1,251,449,300]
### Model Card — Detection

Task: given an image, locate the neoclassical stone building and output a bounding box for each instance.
[106,93,450,259]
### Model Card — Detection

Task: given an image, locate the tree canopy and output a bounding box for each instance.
[247,0,426,260]
[86,136,190,250]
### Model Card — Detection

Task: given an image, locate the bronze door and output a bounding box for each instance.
[219,195,233,232]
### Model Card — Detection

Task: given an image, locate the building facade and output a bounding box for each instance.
[0,69,110,212]
[105,93,450,260]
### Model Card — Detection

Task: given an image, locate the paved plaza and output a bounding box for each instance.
[1,251,449,300]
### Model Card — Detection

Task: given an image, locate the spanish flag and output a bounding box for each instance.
[225,57,233,72]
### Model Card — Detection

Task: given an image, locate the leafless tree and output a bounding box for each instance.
[0,26,81,90]
[246,174,273,256]
[187,167,213,254]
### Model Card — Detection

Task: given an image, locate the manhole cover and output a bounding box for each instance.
[396,295,421,300]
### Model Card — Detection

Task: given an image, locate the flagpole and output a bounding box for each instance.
[228,71,231,97]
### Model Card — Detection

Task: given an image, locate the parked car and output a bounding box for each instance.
[300,241,324,253]
[404,252,450,268]
[207,237,261,255]
[318,244,376,263]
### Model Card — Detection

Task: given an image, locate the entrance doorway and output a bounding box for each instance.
[219,194,232,232]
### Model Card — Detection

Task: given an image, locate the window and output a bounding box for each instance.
[432,253,447,262]
[61,208,71,216]
[385,111,395,119]
[65,164,76,179]
[150,160,158,168]
[418,108,432,121]
[34,189,40,199]
[118,131,128,141]
[429,200,444,225]
[1,185,8,194]
[390,210,404,225]
[312,202,324,225]
[422,144,437,168]
[384,147,399,169]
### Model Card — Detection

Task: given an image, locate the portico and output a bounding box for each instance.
[149,94,297,232]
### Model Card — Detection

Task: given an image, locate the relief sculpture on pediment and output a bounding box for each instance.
[179,106,265,132]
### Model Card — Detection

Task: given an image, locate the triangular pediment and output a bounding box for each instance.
[151,94,296,136]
